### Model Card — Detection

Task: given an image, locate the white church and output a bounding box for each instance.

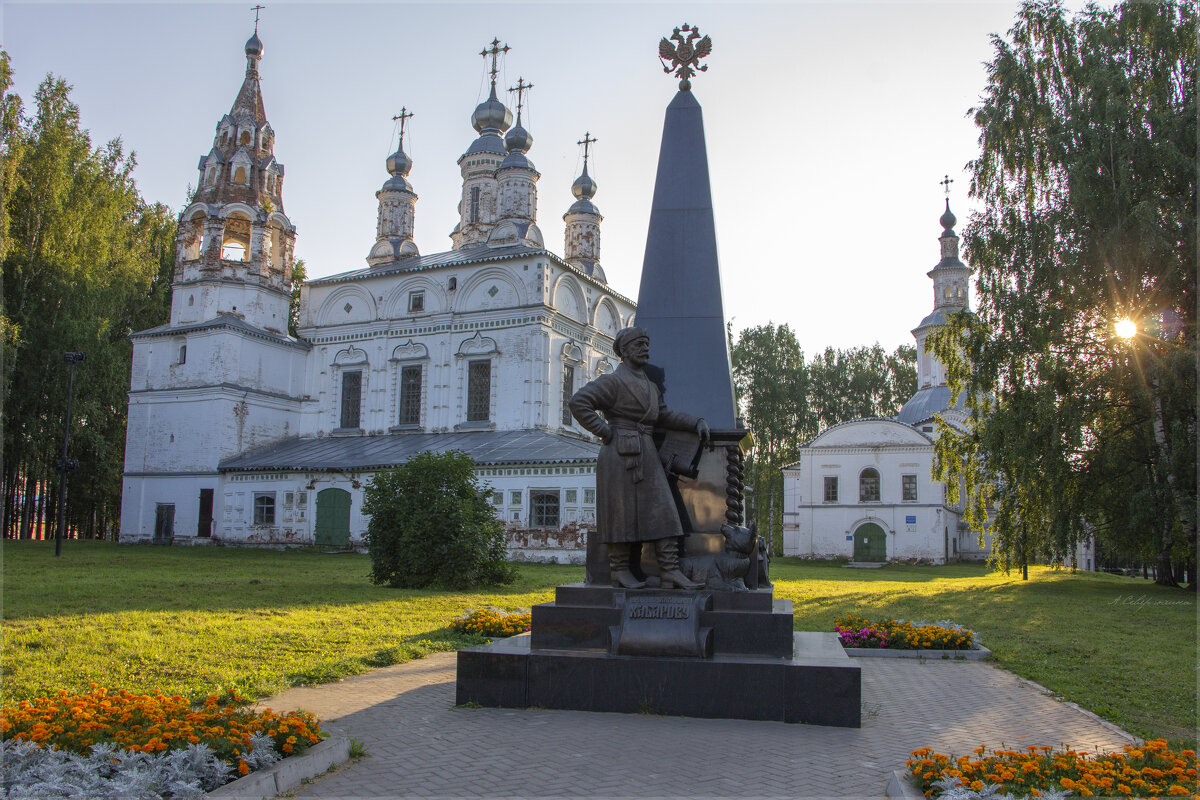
[119,32,631,559]
[780,202,990,564]
[780,205,1095,569]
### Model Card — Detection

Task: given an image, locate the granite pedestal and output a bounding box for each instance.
[456,585,861,727]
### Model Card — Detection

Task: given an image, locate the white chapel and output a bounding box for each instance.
[780,201,989,564]
[119,32,632,560]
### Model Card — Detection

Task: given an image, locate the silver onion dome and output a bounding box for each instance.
[939,200,957,232]
[386,145,412,178]
[383,144,413,191]
[471,85,513,134]
[505,123,533,154]
[572,166,597,201]
[245,33,264,58]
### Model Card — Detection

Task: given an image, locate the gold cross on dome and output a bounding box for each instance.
[578,131,597,166]
[392,106,413,143]
[251,4,264,33]
[480,38,510,84]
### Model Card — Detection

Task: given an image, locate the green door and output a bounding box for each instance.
[315,488,351,547]
[854,523,887,561]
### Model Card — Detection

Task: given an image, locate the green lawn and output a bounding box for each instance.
[2,542,1194,747]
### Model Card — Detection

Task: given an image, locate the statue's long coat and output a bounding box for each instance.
[569,363,701,544]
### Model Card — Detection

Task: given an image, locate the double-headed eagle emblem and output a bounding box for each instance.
[658,23,712,89]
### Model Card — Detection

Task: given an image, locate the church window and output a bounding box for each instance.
[408,291,425,313]
[492,491,503,506]
[530,491,560,528]
[398,365,422,426]
[188,295,195,306]
[340,370,362,429]
[584,488,596,505]
[233,166,247,184]
[561,364,575,426]
[565,489,577,505]
[467,359,491,421]
[296,491,307,508]
[205,168,215,184]
[240,131,251,146]
[902,474,918,502]
[823,476,839,503]
[448,277,457,291]
[510,490,521,505]
[470,186,480,224]
[177,344,187,365]
[253,493,275,525]
[859,469,880,503]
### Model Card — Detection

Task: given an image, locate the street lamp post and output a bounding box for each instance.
[54,351,85,557]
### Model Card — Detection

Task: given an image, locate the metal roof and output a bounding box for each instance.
[218,429,599,473]
[306,243,633,305]
[895,385,968,425]
[130,314,310,350]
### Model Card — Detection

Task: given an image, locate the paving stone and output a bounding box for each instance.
[262,651,1135,799]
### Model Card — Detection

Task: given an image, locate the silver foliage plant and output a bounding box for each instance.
[1,734,282,799]
[928,775,1073,800]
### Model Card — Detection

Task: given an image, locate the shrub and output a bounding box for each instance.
[362,450,517,588]
[449,609,532,638]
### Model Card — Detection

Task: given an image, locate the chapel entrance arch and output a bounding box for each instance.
[315,488,351,547]
[853,522,887,562]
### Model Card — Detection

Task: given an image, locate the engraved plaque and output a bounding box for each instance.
[609,592,713,658]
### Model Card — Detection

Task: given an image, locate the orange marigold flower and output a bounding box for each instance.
[237,759,250,775]
[970,781,984,791]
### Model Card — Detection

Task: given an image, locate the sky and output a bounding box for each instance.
[3,1,1043,356]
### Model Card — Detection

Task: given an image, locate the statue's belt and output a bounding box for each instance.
[610,420,652,483]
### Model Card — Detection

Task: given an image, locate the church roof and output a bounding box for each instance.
[895,385,968,426]
[130,314,310,350]
[218,429,599,472]
[307,243,633,304]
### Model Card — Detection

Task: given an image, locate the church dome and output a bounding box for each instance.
[471,87,513,134]
[572,168,597,201]
[505,123,533,154]
[939,201,956,232]
[245,33,264,58]
[386,145,412,178]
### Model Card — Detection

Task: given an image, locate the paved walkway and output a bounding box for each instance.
[259,651,1135,800]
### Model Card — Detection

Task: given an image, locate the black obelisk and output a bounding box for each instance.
[635,88,737,430]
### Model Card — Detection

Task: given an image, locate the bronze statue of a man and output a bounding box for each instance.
[569,327,709,589]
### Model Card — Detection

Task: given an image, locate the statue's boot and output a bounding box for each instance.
[608,544,647,589]
[655,538,704,590]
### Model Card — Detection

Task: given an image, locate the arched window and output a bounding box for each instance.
[859,468,880,502]
[233,166,247,184]
[239,130,251,146]
[470,186,481,224]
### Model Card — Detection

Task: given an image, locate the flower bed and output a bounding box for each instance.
[907,739,1198,798]
[835,615,976,650]
[0,687,322,798]
[449,608,532,638]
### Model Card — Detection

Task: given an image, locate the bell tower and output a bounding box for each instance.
[171,27,297,335]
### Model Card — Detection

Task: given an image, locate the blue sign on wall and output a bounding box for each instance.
[845,535,853,541]
[906,515,917,524]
